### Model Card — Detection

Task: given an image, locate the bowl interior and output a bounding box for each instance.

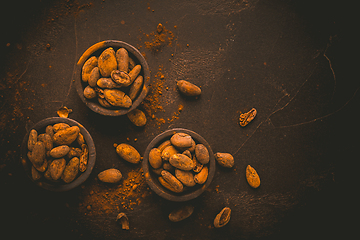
[75,40,150,116]
[143,128,215,201]
[21,117,96,192]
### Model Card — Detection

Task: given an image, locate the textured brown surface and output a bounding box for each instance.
[0,0,355,239]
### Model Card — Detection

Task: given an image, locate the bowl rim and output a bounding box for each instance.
[21,117,96,192]
[142,128,215,201]
[75,40,150,116]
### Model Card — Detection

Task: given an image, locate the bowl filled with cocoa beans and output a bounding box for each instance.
[21,117,96,191]
[143,128,216,201]
[75,40,150,116]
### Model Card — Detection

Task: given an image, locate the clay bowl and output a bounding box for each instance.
[143,128,215,201]
[21,117,96,191]
[75,40,150,116]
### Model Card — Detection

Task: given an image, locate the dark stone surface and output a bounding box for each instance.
[0,0,356,239]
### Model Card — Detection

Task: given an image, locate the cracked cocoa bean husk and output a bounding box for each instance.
[214,207,231,228]
[239,108,257,127]
[116,212,129,230]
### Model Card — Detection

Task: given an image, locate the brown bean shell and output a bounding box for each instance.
[194,166,208,184]
[98,47,117,77]
[53,126,80,145]
[176,80,201,96]
[37,133,53,151]
[128,64,141,82]
[97,77,121,89]
[170,133,192,149]
[128,75,143,100]
[98,168,122,183]
[82,56,98,82]
[169,154,194,171]
[67,147,82,159]
[158,140,172,153]
[110,70,131,86]
[77,133,85,146]
[161,170,183,192]
[45,125,54,140]
[27,129,38,151]
[103,89,132,108]
[53,123,70,132]
[61,157,80,183]
[31,141,46,166]
[31,166,42,181]
[88,67,100,87]
[195,144,209,165]
[116,212,129,230]
[49,158,66,181]
[127,109,147,127]
[214,152,234,168]
[116,143,141,164]
[158,176,183,193]
[98,97,112,108]
[246,165,260,188]
[116,48,129,72]
[149,148,162,169]
[175,169,196,187]
[50,145,70,158]
[161,145,178,161]
[79,144,88,172]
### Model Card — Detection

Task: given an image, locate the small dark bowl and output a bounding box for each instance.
[21,117,96,192]
[143,128,215,201]
[75,40,150,116]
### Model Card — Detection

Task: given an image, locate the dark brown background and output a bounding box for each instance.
[0,0,356,239]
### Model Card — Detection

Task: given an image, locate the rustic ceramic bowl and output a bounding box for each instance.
[75,40,150,116]
[21,117,96,191]
[143,128,215,201]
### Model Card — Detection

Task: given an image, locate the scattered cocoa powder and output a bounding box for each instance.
[79,167,151,215]
[141,65,166,123]
[137,23,176,53]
